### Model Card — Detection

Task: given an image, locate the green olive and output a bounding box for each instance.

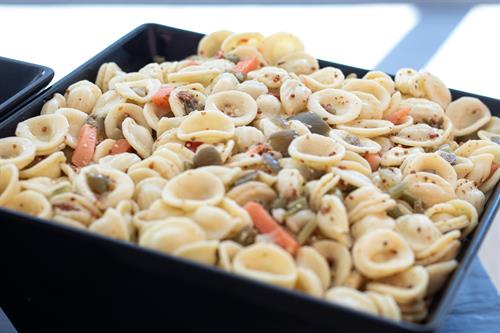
[288,112,330,136]
[269,130,297,155]
[193,146,223,167]
[87,173,113,195]
[230,225,258,246]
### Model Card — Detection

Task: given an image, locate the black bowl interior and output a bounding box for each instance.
[0,24,498,333]
[0,56,54,118]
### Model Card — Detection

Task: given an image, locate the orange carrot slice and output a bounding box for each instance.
[152,85,175,109]
[233,56,260,75]
[244,201,299,254]
[386,107,411,125]
[72,124,97,167]
[364,152,381,171]
[110,139,132,155]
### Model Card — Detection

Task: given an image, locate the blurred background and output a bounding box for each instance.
[0,0,498,295]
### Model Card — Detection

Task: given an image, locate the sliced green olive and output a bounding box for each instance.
[387,206,404,219]
[269,130,297,155]
[288,112,330,136]
[438,151,457,165]
[262,153,281,173]
[193,146,223,167]
[230,225,258,246]
[87,173,113,195]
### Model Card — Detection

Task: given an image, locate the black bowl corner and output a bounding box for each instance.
[0,56,54,120]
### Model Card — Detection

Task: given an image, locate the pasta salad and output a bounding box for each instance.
[1,30,499,323]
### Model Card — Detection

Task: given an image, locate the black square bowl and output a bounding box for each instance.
[0,24,498,333]
[0,56,54,119]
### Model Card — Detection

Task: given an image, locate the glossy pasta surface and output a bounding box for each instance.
[2,30,499,324]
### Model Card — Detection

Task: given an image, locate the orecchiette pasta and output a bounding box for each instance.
[1,29,497,325]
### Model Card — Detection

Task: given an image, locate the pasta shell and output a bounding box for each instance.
[207,73,239,95]
[343,79,390,112]
[205,90,257,126]
[19,151,66,179]
[391,118,452,148]
[55,108,88,149]
[353,229,414,279]
[108,72,147,91]
[105,103,150,140]
[295,267,323,297]
[95,62,123,92]
[366,266,429,305]
[220,32,264,52]
[260,32,304,65]
[276,168,304,201]
[395,68,418,94]
[139,63,163,82]
[418,70,451,109]
[162,169,225,211]
[325,287,378,315]
[51,192,101,226]
[134,177,167,210]
[363,71,396,95]
[313,240,352,286]
[0,164,21,205]
[288,134,345,169]
[425,199,478,236]
[351,214,395,240]
[403,153,457,188]
[198,30,233,57]
[91,90,127,119]
[365,291,401,321]
[177,110,235,143]
[247,67,290,89]
[139,217,206,254]
[233,243,297,288]
[237,79,268,100]
[280,79,311,116]
[425,260,457,296]
[234,126,266,152]
[15,114,69,155]
[337,151,372,176]
[98,153,141,172]
[41,93,66,115]
[307,89,362,125]
[337,119,394,138]
[168,66,220,86]
[169,87,206,117]
[317,195,349,244]
[174,240,219,265]
[89,207,130,241]
[380,146,423,167]
[395,214,442,252]
[65,80,102,114]
[218,240,243,271]
[122,117,154,158]
[300,67,344,92]
[74,165,134,209]
[276,51,319,75]
[191,205,237,240]
[227,181,276,206]
[0,137,36,169]
[115,78,161,104]
[5,190,52,218]
[296,246,331,290]
[446,97,491,137]
[403,172,456,207]
[455,178,485,213]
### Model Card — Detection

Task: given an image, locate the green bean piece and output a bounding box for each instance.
[285,197,309,217]
[271,197,287,209]
[387,182,407,199]
[297,218,318,245]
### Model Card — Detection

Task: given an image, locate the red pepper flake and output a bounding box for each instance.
[185,141,203,152]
